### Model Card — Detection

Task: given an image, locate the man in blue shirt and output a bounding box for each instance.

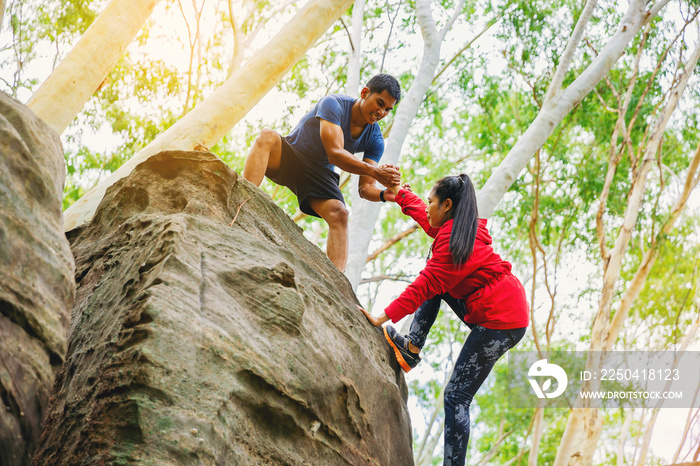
[243,74,402,272]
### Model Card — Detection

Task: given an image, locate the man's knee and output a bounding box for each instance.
[324,203,349,228]
[254,128,280,150]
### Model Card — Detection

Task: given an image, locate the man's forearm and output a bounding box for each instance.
[329,149,377,177]
[358,183,384,202]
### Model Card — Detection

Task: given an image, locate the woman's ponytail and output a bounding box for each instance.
[432,174,478,265]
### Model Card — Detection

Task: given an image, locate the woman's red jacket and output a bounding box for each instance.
[383,189,530,330]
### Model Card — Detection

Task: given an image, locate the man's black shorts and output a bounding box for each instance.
[268,136,345,218]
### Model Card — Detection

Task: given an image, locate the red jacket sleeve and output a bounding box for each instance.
[394,189,440,238]
[383,222,493,323]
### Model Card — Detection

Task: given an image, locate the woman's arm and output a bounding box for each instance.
[384,226,490,323]
[392,189,440,238]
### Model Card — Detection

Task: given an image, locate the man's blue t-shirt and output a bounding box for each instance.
[285,94,384,169]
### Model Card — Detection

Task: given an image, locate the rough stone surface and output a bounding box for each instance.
[35,151,413,465]
[0,92,75,465]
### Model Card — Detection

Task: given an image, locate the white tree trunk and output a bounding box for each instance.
[528,404,545,465]
[345,0,462,288]
[63,0,355,232]
[345,0,365,97]
[616,411,634,466]
[26,0,161,134]
[345,0,365,280]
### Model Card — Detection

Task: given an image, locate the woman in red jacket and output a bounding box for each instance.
[359,174,529,466]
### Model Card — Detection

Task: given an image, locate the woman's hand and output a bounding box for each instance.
[356,305,390,327]
[384,183,411,203]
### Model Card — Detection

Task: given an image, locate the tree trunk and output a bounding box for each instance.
[0,0,6,33]
[26,0,161,134]
[637,317,700,466]
[672,389,700,463]
[63,0,355,232]
[616,411,633,466]
[345,0,463,288]
[345,0,365,97]
[528,404,545,465]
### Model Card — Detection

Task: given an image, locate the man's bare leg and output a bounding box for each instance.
[307,198,349,272]
[242,128,283,186]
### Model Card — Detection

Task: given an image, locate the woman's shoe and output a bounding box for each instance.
[384,326,421,372]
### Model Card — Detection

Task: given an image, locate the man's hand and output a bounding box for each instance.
[357,305,390,327]
[373,164,401,189]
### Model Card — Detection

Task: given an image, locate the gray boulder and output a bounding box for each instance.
[34,151,413,465]
[0,92,75,465]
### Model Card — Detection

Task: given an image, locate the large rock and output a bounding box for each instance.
[0,93,75,465]
[34,151,413,465]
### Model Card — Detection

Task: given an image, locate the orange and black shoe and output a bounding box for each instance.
[383,325,421,373]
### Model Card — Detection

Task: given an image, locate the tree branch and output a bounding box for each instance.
[439,0,468,39]
[528,151,544,356]
[338,16,354,52]
[594,20,652,266]
[415,0,438,43]
[380,0,402,73]
[366,223,419,263]
[432,12,502,85]
[478,0,652,218]
[543,0,599,104]
[647,0,673,19]
[0,0,6,35]
[359,274,414,284]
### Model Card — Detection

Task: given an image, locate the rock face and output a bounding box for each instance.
[0,93,75,465]
[34,151,413,465]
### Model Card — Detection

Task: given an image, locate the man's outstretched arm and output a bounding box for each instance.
[319,119,400,189]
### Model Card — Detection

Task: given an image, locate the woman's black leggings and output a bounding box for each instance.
[407,293,527,466]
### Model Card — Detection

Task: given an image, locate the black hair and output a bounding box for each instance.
[366,74,402,103]
[432,174,479,266]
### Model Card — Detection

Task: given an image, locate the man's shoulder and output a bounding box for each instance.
[319,93,355,108]
[316,94,355,124]
[326,93,354,102]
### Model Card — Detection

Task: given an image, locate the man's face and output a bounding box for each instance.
[359,88,397,124]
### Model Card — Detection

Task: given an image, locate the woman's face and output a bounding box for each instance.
[426,190,452,228]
